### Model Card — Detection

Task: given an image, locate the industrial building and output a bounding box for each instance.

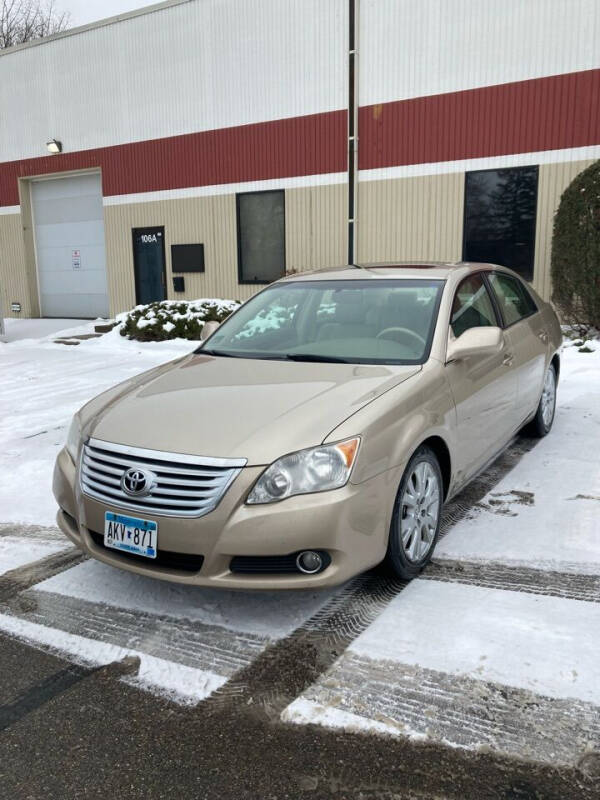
[0,0,598,319]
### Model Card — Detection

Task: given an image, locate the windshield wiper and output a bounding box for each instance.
[284,353,350,363]
[198,348,246,358]
[200,348,288,360]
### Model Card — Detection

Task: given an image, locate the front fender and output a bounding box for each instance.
[325,361,456,486]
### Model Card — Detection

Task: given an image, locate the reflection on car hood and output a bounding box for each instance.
[89,353,421,465]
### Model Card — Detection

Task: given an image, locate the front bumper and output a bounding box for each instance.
[53,447,401,589]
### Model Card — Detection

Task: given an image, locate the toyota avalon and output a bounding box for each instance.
[53,263,562,588]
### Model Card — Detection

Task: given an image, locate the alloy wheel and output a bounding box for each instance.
[398,461,441,562]
[541,367,556,429]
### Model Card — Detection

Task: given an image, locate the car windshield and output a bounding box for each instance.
[198,278,444,365]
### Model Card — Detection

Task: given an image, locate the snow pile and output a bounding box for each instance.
[118,298,240,342]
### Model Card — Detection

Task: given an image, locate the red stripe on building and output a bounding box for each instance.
[1,70,598,208]
[359,69,600,170]
[0,110,347,207]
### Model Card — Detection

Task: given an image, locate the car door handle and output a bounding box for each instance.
[502,352,514,367]
[538,329,549,343]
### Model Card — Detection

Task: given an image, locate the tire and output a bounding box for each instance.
[525,363,557,438]
[385,445,443,581]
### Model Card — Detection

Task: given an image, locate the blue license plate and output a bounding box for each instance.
[104,512,157,559]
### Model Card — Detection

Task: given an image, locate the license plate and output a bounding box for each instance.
[104,512,157,559]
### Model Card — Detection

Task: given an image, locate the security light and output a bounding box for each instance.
[46,139,62,154]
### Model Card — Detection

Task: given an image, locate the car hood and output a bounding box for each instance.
[88,353,421,465]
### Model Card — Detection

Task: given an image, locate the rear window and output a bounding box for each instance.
[488,273,537,326]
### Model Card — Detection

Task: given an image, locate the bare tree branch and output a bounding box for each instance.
[1,0,70,49]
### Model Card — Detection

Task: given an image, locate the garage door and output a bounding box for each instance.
[32,173,109,318]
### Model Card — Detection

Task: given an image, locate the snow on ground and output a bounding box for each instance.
[0,536,69,575]
[0,612,227,704]
[0,319,197,525]
[35,559,335,639]
[281,341,600,758]
[435,341,600,573]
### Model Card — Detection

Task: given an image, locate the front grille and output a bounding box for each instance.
[89,531,204,572]
[80,438,246,518]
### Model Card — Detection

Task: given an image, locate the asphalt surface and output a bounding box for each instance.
[1,436,599,800]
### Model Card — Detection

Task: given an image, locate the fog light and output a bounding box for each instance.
[296,550,323,574]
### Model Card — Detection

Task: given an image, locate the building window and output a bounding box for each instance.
[171,243,205,273]
[463,166,538,281]
[237,190,285,284]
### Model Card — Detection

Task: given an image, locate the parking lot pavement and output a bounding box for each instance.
[281,346,600,774]
[0,335,599,796]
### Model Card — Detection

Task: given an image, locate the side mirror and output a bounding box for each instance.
[446,326,503,363]
[201,320,220,341]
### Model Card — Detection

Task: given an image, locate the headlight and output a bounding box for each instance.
[246,437,360,505]
[65,415,82,462]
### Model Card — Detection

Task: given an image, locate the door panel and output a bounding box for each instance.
[132,227,166,305]
[487,272,547,425]
[445,273,517,483]
[445,334,517,484]
[504,317,547,425]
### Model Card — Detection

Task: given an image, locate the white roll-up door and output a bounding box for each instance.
[31,173,109,318]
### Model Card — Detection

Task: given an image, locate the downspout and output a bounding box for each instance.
[348,0,359,265]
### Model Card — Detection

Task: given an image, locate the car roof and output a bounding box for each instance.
[280,261,504,283]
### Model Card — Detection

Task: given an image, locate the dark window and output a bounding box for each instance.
[451,274,498,338]
[237,190,285,284]
[171,244,205,273]
[463,166,538,281]
[488,272,538,327]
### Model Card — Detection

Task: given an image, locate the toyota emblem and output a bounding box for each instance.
[121,467,156,497]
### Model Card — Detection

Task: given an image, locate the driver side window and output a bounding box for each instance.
[451,274,498,338]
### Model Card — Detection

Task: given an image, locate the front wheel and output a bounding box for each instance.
[526,363,557,438]
[385,446,443,581]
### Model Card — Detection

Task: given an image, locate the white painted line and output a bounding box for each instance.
[0,612,226,705]
[103,171,348,206]
[358,145,600,182]
[34,559,337,639]
[349,580,600,705]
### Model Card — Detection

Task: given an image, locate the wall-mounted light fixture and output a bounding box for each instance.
[46,139,62,154]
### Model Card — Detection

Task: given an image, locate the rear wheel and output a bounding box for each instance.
[526,364,557,438]
[385,446,443,580]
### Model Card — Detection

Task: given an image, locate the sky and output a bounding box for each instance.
[55,0,152,28]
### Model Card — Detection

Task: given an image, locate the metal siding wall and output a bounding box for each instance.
[359,0,599,106]
[0,0,347,163]
[103,184,346,316]
[285,184,347,273]
[357,174,464,264]
[357,0,600,296]
[0,213,34,317]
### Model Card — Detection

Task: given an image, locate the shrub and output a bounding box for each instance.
[119,299,239,342]
[551,160,600,333]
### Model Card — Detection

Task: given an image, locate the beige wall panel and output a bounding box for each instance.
[533,159,595,302]
[104,195,248,316]
[285,183,347,272]
[104,184,347,316]
[0,212,36,318]
[357,173,465,264]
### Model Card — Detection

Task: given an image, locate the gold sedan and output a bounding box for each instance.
[54,263,562,588]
